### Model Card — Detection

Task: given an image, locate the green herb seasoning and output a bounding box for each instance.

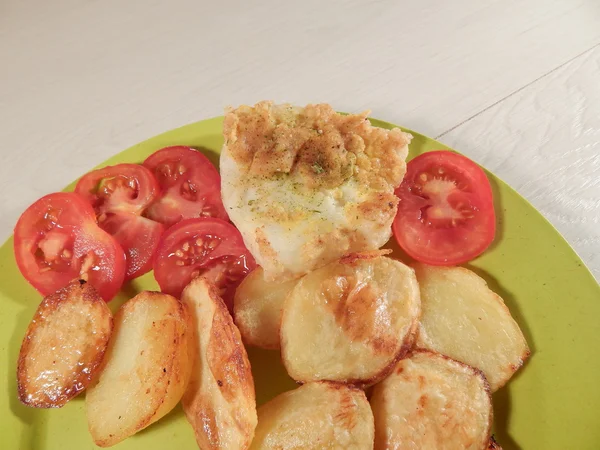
[312,162,325,174]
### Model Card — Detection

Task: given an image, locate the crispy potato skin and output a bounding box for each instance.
[250,381,374,450]
[488,436,503,449]
[370,350,492,450]
[412,264,530,391]
[233,267,299,350]
[17,280,112,408]
[281,253,420,386]
[85,291,192,447]
[182,277,257,450]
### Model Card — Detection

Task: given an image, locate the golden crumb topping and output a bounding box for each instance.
[223,101,410,192]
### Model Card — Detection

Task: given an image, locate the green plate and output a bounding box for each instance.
[1,116,599,450]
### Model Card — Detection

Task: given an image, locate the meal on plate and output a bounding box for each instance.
[13,101,527,449]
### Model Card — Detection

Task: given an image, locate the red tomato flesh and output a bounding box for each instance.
[14,192,126,301]
[143,146,228,227]
[75,163,164,280]
[99,213,164,280]
[392,151,496,265]
[75,163,159,215]
[153,218,256,310]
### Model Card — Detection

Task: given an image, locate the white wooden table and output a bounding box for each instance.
[1,0,598,279]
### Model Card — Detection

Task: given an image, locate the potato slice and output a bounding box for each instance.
[251,381,374,450]
[17,280,112,408]
[413,264,530,391]
[281,252,420,385]
[181,277,257,450]
[370,350,492,450]
[86,291,192,447]
[233,267,298,349]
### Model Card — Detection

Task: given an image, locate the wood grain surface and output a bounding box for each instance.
[0,0,598,277]
[442,46,600,280]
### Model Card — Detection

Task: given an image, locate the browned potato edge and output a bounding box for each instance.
[17,280,113,408]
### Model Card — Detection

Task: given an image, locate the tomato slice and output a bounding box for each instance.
[143,146,228,226]
[74,163,159,215]
[99,213,164,280]
[153,218,256,310]
[14,192,126,300]
[75,163,164,280]
[392,151,496,265]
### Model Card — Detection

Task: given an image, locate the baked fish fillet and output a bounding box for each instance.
[221,101,411,281]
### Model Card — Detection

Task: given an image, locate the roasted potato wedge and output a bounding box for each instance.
[413,264,530,391]
[233,267,299,349]
[182,277,257,450]
[281,252,420,385]
[370,350,492,450]
[251,381,374,450]
[17,280,112,408]
[86,291,192,447]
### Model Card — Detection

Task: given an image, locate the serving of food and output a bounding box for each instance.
[1,102,599,450]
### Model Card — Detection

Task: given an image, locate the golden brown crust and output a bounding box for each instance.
[412,263,530,391]
[224,102,410,188]
[339,249,392,265]
[17,280,112,408]
[409,349,494,397]
[254,227,284,275]
[86,291,192,447]
[371,349,492,450]
[488,436,503,449]
[281,254,420,387]
[182,277,257,450]
[320,252,412,359]
[250,381,374,449]
[207,284,255,405]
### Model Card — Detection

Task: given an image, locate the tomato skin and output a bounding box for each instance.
[143,146,228,226]
[153,218,256,310]
[75,163,164,279]
[14,192,126,301]
[392,151,496,266]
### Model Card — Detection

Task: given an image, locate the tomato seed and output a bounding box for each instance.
[79,254,96,276]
